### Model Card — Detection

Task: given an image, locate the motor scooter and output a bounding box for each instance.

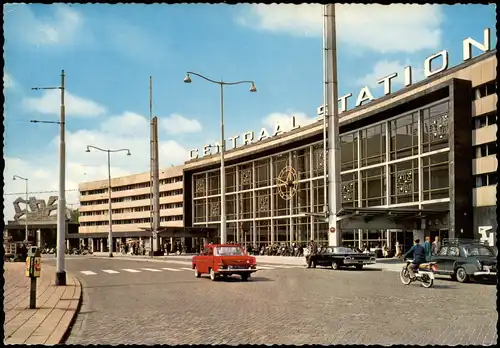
[400,259,438,288]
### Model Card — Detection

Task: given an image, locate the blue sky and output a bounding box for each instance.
[3,3,496,219]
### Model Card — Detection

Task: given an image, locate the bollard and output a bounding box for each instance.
[25,246,42,309]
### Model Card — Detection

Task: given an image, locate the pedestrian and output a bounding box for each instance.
[306,240,318,268]
[395,241,402,258]
[424,236,431,261]
[431,236,441,256]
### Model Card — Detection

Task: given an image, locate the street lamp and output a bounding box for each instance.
[31,69,67,286]
[183,71,256,244]
[12,175,29,243]
[86,145,131,257]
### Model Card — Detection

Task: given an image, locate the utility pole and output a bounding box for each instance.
[149,76,154,253]
[31,69,67,285]
[326,4,342,246]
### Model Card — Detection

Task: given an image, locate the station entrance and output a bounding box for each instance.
[337,207,450,255]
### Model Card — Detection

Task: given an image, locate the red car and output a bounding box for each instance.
[192,244,257,281]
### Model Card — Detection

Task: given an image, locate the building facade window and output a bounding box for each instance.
[341,172,358,208]
[389,112,419,160]
[472,80,496,100]
[421,101,449,153]
[473,111,497,130]
[360,124,386,166]
[422,152,449,201]
[476,172,498,187]
[361,167,386,207]
[340,132,358,171]
[474,141,497,158]
[390,159,419,204]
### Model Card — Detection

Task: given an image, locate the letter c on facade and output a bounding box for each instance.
[189,149,199,160]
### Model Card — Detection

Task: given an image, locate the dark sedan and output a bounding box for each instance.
[429,242,497,283]
[307,246,376,270]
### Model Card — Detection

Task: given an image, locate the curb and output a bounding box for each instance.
[60,273,83,344]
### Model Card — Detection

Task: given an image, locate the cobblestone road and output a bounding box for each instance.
[47,257,497,345]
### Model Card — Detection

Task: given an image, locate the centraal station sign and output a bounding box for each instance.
[189,27,491,160]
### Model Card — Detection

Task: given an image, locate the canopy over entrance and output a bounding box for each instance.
[337,207,449,230]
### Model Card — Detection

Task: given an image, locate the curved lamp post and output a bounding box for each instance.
[12,175,29,243]
[86,145,131,257]
[183,71,256,244]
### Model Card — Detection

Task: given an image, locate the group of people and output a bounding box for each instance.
[404,236,442,279]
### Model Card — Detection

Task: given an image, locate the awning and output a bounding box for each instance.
[65,230,154,239]
[337,207,448,220]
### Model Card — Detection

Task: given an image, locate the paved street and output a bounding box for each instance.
[43,256,497,345]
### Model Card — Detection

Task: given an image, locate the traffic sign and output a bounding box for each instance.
[329,227,336,233]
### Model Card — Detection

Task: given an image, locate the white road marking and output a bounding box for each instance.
[180,267,193,271]
[122,269,141,273]
[161,268,182,272]
[102,269,120,274]
[257,266,275,270]
[261,265,296,269]
[141,268,162,272]
[80,271,97,275]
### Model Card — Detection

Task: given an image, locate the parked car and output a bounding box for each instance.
[307,246,376,270]
[429,239,497,283]
[192,244,258,281]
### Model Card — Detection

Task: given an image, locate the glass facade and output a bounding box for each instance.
[191,99,451,247]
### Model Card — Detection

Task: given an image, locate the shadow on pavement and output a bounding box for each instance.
[436,276,497,286]
[309,267,382,272]
[218,276,273,283]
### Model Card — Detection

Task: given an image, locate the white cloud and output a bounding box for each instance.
[4,109,190,222]
[5,4,84,47]
[4,72,15,90]
[237,4,444,53]
[355,59,426,90]
[23,89,106,118]
[160,113,202,134]
[262,111,317,132]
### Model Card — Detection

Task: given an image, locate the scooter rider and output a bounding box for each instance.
[404,239,426,280]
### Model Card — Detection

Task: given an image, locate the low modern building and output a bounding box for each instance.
[182,49,497,252]
[78,165,185,252]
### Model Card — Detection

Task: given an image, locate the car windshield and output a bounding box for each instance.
[465,245,494,257]
[214,246,245,256]
[329,247,355,254]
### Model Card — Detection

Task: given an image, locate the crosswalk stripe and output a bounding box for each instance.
[122,269,141,273]
[180,267,193,271]
[161,268,182,272]
[80,271,97,275]
[141,268,162,272]
[102,269,120,274]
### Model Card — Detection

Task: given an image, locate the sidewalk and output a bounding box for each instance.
[3,262,82,345]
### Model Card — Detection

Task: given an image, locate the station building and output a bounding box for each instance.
[77,44,496,253]
[182,49,497,251]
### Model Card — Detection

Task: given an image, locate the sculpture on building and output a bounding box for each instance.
[13,196,70,222]
[276,166,298,200]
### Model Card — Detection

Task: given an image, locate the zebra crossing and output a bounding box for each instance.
[78,264,304,276]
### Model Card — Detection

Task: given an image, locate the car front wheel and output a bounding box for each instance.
[241,274,250,281]
[332,261,339,270]
[194,265,201,278]
[210,268,217,281]
[455,267,469,283]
